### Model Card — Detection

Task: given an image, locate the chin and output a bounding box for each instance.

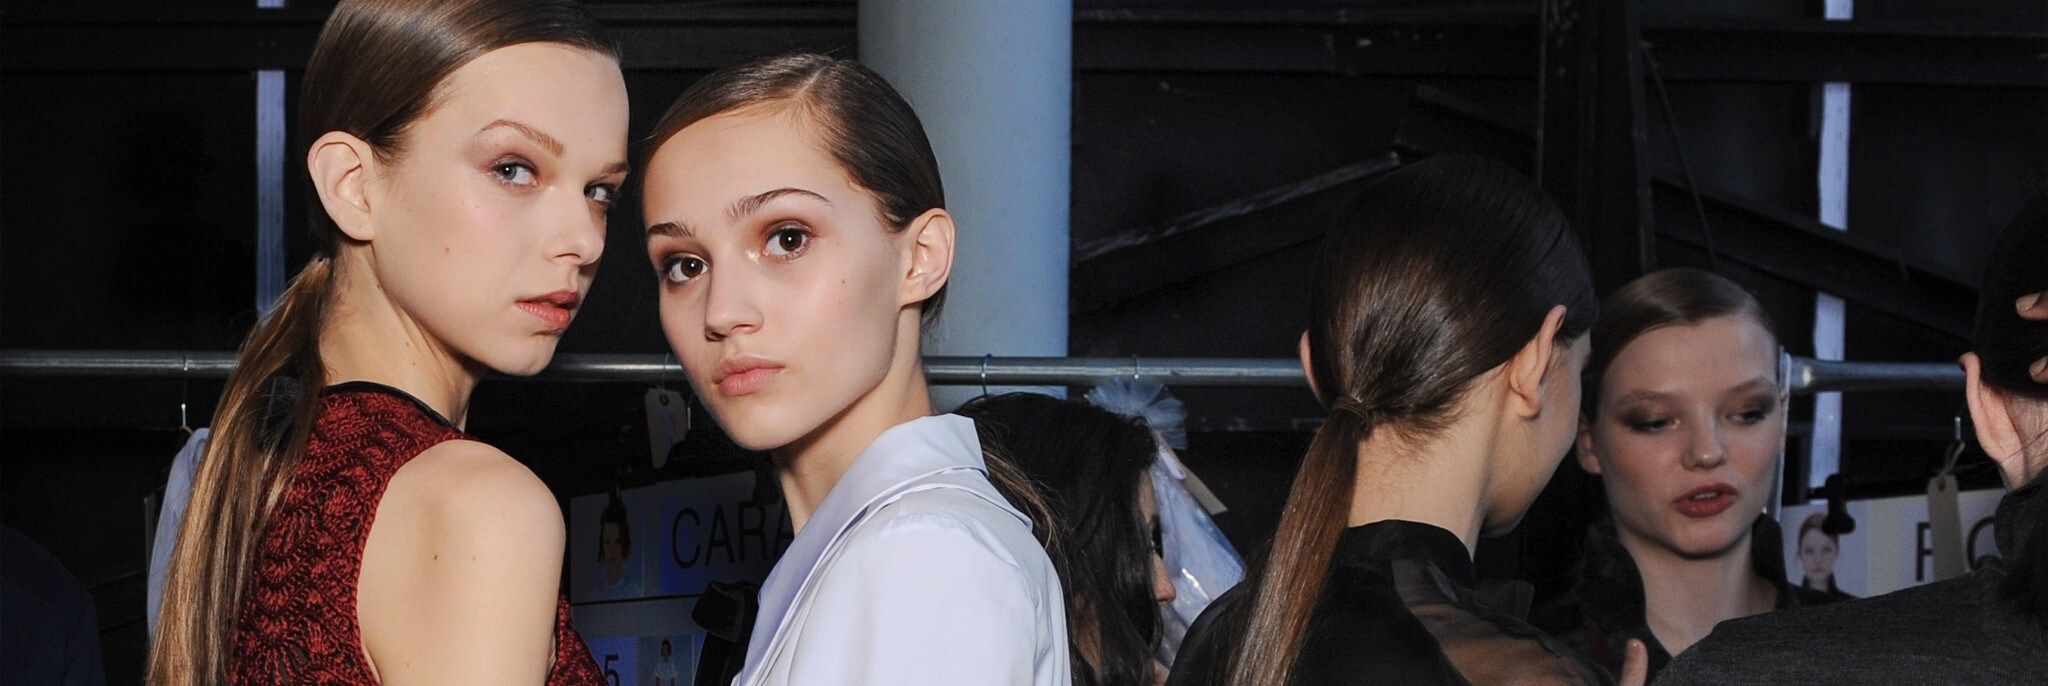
[1667,522,1751,559]
[471,339,560,377]
[702,400,814,452]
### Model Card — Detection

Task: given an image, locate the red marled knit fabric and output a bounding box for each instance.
[230,383,601,685]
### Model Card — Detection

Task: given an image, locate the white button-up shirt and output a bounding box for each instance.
[735,414,1070,686]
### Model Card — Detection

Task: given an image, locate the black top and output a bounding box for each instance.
[1531,513,1841,680]
[1169,520,1604,686]
[1658,475,2048,685]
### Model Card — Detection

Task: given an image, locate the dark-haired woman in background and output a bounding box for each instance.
[1535,268,1839,681]
[150,0,626,683]
[1169,154,1623,686]
[959,392,1180,686]
[1659,190,2048,684]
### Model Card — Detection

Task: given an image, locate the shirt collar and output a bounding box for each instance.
[1333,519,1478,587]
[745,413,1000,670]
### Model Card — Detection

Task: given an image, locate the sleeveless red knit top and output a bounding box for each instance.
[231,382,602,685]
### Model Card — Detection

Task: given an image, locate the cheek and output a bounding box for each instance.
[1595,434,1660,493]
[386,177,523,288]
[1727,428,1784,489]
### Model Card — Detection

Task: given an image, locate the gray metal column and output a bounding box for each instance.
[858,0,1072,407]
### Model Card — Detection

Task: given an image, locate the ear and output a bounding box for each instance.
[307,131,378,242]
[1963,352,2030,486]
[1575,415,1602,475]
[900,208,955,308]
[1506,305,1570,420]
[1298,330,1324,404]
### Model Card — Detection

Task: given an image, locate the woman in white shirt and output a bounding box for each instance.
[637,53,1070,686]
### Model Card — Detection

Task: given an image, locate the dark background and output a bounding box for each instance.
[5,1,2044,683]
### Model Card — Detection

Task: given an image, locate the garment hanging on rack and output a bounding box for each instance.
[147,427,209,636]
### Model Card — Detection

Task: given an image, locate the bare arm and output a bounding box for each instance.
[358,439,568,685]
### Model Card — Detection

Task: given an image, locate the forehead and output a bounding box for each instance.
[1605,316,1777,392]
[641,106,860,226]
[421,42,628,155]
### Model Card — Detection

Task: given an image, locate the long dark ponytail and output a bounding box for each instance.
[1228,154,1597,686]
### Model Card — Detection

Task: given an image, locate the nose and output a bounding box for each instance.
[547,193,607,268]
[702,263,762,341]
[1682,419,1729,470]
[1152,552,1177,604]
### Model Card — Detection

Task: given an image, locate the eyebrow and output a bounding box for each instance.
[1609,377,1778,406]
[645,188,832,241]
[479,118,565,157]
[728,187,831,222]
[646,221,691,239]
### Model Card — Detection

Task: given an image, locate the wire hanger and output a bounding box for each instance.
[178,352,194,436]
[1939,414,1966,479]
[979,354,992,398]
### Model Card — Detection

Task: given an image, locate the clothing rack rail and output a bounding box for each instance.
[0,349,1962,395]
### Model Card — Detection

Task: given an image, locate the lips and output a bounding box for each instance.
[518,290,581,331]
[713,356,784,397]
[1674,483,1738,518]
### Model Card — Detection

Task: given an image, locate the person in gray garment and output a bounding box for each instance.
[1657,190,2048,685]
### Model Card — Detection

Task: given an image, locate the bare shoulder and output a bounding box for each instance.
[359,439,567,683]
[385,439,565,546]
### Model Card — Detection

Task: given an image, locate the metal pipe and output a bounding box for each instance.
[0,349,1964,394]
[1788,357,1963,395]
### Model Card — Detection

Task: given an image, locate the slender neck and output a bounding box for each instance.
[1623,526,1776,656]
[772,319,934,533]
[1346,412,1501,558]
[318,259,482,428]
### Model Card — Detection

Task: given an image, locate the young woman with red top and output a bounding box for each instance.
[148,1,627,683]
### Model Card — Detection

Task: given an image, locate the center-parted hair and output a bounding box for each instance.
[1229,154,1597,686]
[1583,267,1778,417]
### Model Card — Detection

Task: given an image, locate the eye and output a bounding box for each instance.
[662,255,707,284]
[1732,407,1772,425]
[1625,416,1675,433]
[586,183,621,206]
[764,225,810,257]
[491,160,537,186]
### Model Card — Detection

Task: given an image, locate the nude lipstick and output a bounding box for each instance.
[713,356,784,397]
[518,290,580,332]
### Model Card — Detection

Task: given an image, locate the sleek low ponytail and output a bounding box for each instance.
[1225,155,1597,686]
[147,2,614,682]
[150,257,332,684]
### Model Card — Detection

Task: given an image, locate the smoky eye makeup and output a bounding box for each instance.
[1618,407,1675,433]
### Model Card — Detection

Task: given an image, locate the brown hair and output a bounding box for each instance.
[1229,154,1597,686]
[1797,510,1833,544]
[642,52,948,324]
[641,51,1050,549]
[1583,267,1778,417]
[147,2,612,682]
